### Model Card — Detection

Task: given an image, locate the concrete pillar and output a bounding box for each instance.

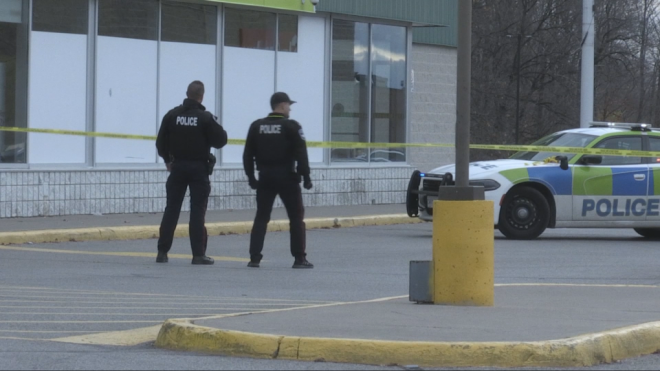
[580,0,595,127]
[432,200,494,306]
[0,62,6,150]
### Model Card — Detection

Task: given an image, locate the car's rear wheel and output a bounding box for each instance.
[498,187,550,240]
[633,228,660,239]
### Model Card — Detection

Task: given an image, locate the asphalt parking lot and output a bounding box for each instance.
[1,223,660,369]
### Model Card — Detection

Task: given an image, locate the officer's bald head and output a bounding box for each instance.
[186,81,205,103]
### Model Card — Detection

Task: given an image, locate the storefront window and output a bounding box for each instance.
[224,8,276,50]
[30,0,88,164]
[0,0,28,164]
[331,20,407,163]
[96,0,159,164]
[278,14,298,52]
[370,24,406,162]
[33,0,87,35]
[330,19,370,162]
[161,1,217,45]
[98,0,158,41]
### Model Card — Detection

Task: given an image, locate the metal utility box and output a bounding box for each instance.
[409,260,432,303]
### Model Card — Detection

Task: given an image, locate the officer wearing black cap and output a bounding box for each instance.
[156,80,227,265]
[243,92,313,269]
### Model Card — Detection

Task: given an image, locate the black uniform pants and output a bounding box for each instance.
[158,160,210,257]
[249,170,306,262]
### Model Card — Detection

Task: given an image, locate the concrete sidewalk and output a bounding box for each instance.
[155,284,660,368]
[0,204,420,245]
[0,204,406,232]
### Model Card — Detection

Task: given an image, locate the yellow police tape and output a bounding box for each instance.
[2,126,660,158]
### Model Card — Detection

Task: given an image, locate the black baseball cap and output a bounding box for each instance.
[270,92,296,109]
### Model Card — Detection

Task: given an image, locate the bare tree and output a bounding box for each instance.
[470,0,660,160]
[471,0,581,160]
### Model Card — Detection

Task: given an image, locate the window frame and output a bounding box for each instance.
[0,0,29,169]
[328,14,411,166]
[645,135,660,164]
[32,0,89,35]
[223,6,277,51]
[97,0,159,41]
[277,13,298,53]
[586,135,645,166]
[160,1,218,45]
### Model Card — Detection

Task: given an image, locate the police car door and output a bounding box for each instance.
[572,135,648,222]
[646,135,660,222]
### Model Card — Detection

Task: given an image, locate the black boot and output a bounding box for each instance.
[156,252,168,263]
[191,255,214,265]
[292,259,313,269]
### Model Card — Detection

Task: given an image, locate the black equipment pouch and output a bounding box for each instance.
[208,153,217,175]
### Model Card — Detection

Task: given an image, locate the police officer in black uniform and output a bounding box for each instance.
[243,92,313,269]
[155,80,227,265]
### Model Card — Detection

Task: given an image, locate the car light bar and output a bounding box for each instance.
[589,121,653,131]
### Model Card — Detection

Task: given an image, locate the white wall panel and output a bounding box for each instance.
[158,42,216,163]
[28,32,86,163]
[95,36,157,163]
[276,16,326,163]
[222,47,275,163]
[159,42,216,128]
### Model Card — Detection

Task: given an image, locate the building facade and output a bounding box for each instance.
[0,0,457,218]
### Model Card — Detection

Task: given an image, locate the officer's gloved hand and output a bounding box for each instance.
[303,176,313,190]
[248,177,258,190]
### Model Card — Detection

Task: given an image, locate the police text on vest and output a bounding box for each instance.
[176,116,198,126]
[260,125,281,134]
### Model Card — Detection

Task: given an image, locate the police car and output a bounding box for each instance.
[406,122,660,239]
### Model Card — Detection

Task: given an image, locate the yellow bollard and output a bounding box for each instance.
[432,200,494,306]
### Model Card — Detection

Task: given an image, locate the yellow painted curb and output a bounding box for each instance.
[0,214,423,245]
[154,319,660,368]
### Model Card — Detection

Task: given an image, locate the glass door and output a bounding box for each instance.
[0,0,28,164]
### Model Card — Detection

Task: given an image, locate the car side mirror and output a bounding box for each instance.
[581,155,603,165]
[555,156,569,170]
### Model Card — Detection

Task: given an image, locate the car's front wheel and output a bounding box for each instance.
[498,187,550,240]
[633,228,660,239]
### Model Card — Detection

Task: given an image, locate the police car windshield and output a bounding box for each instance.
[510,133,597,161]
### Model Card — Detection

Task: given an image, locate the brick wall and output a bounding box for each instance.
[0,166,410,218]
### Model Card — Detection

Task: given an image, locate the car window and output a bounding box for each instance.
[510,133,597,161]
[589,136,642,166]
[649,137,660,164]
[370,150,405,162]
